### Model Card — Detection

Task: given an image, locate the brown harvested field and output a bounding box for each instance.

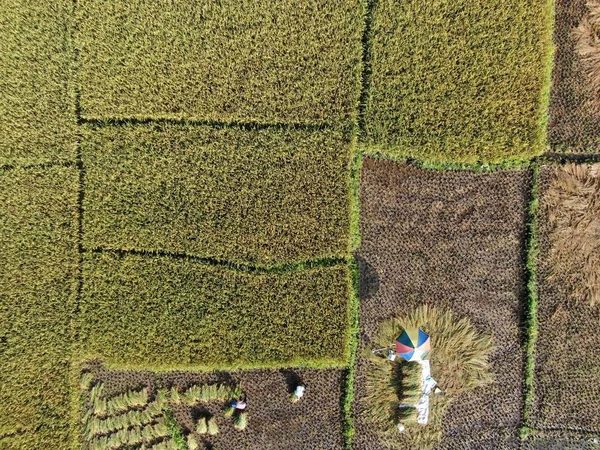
[433,429,521,450]
[549,0,600,152]
[531,164,600,433]
[353,158,531,449]
[87,364,344,450]
[523,434,600,450]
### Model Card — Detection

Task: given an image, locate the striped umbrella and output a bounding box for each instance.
[395,328,430,362]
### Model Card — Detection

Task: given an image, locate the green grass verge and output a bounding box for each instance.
[82,124,353,265]
[0,167,79,446]
[0,0,76,166]
[77,251,351,370]
[75,0,364,126]
[362,0,554,163]
[520,162,540,439]
[342,257,360,449]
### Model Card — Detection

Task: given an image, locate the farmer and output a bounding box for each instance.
[231,398,247,411]
[291,384,306,403]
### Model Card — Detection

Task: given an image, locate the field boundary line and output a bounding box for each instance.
[84,246,350,274]
[520,161,540,439]
[78,116,335,133]
[528,426,600,437]
[357,0,376,140]
[359,150,534,171]
[0,159,77,172]
[543,152,600,163]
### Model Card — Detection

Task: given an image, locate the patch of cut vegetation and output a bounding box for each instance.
[79,371,247,450]
[362,0,554,163]
[78,251,351,370]
[0,0,76,165]
[545,163,600,305]
[532,164,600,432]
[85,363,345,449]
[75,0,364,125]
[550,0,600,152]
[82,124,353,265]
[573,1,600,103]
[354,159,530,448]
[0,167,79,447]
[362,306,493,450]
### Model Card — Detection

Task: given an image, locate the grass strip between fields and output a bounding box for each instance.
[342,257,360,450]
[520,161,540,439]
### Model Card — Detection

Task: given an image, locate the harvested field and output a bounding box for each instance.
[84,363,345,450]
[78,251,351,370]
[523,435,600,450]
[531,164,600,432]
[82,124,353,265]
[549,0,600,152]
[361,0,554,163]
[0,0,76,165]
[353,158,531,448]
[75,0,363,126]
[433,429,521,450]
[0,167,79,447]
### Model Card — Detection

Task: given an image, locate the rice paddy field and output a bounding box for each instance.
[1,0,600,449]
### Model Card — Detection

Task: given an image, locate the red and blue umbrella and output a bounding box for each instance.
[395,328,430,362]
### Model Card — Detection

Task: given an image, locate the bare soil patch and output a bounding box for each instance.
[549,0,600,152]
[532,164,600,432]
[353,158,531,449]
[87,364,344,450]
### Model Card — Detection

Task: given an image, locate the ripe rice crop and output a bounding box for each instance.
[361,0,554,163]
[75,0,364,126]
[0,0,76,165]
[0,167,79,448]
[77,251,351,369]
[81,124,353,265]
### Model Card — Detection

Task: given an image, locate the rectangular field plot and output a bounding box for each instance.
[0,167,79,444]
[0,0,76,165]
[82,124,352,265]
[78,252,351,369]
[80,363,344,450]
[353,158,531,449]
[549,0,600,153]
[532,164,600,432]
[75,0,363,126]
[362,0,553,163]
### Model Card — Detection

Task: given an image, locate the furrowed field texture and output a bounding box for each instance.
[362,0,554,163]
[0,167,79,448]
[82,125,352,265]
[75,0,364,126]
[532,164,600,433]
[78,252,351,370]
[0,0,76,166]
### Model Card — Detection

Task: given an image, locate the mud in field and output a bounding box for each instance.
[88,364,344,450]
[549,0,600,152]
[532,165,600,433]
[353,158,531,449]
